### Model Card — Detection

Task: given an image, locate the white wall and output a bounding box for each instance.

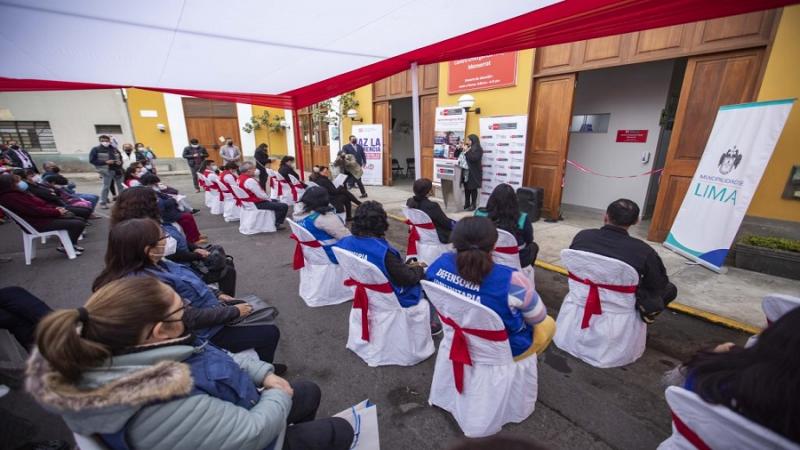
[391,98,415,171]
[562,60,674,211]
[0,89,133,154]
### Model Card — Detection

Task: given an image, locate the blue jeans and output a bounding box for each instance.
[77,193,99,210]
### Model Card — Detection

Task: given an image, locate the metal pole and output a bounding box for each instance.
[410,62,422,180]
[292,110,305,181]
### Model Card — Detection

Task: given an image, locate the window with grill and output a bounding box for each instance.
[0,121,56,152]
[94,124,123,134]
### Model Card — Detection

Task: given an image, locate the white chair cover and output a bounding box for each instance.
[231,184,276,235]
[266,168,280,200]
[493,228,522,269]
[658,386,799,450]
[204,190,216,208]
[220,174,241,222]
[278,174,305,206]
[421,280,537,438]
[746,293,800,347]
[0,205,77,264]
[401,207,452,266]
[553,249,644,368]
[287,219,352,307]
[332,247,434,367]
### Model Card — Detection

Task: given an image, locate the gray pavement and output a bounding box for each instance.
[0,175,750,450]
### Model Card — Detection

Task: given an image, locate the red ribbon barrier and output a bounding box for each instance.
[344,278,394,342]
[438,313,508,394]
[567,159,664,179]
[568,273,637,329]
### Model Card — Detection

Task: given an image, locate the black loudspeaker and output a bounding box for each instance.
[517,187,544,223]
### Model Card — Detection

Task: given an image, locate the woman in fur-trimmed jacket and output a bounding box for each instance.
[26,278,353,450]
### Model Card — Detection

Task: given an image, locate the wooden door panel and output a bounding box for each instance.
[389,73,405,97]
[583,35,623,65]
[647,49,764,241]
[373,101,391,185]
[373,79,388,101]
[422,64,439,93]
[185,118,218,164]
[420,94,437,180]
[691,10,775,53]
[524,74,576,220]
[535,43,575,73]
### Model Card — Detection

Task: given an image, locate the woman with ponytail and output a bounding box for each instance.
[426,217,554,359]
[26,278,353,450]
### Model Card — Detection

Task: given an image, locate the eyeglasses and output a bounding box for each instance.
[145,299,188,339]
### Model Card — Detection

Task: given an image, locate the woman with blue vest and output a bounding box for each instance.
[92,218,286,374]
[294,186,350,263]
[474,183,539,268]
[27,278,354,450]
[427,217,554,360]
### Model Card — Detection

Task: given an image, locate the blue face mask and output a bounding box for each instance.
[17,180,29,191]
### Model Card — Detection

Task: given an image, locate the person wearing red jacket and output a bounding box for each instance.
[0,173,87,255]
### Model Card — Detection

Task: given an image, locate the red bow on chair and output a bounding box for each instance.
[493,245,518,255]
[438,313,508,394]
[670,411,712,450]
[289,234,321,270]
[344,278,394,342]
[567,273,637,329]
[404,220,435,257]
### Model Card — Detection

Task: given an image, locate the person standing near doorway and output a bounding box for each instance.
[89,135,124,209]
[120,143,146,169]
[342,135,368,198]
[459,134,483,211]
[253,143,271,190]
[220,138,241,165]
[182,138,209,192]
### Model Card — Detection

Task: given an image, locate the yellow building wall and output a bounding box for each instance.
[438,49,534,136]
[748,5,800,223]
[342,85,373,138]
[250,106,289,156]
[125,88,174,158]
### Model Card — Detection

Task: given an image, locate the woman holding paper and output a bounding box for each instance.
[309,165,362,221]
[458,134,483,211]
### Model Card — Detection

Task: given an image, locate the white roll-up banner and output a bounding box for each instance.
[664,98,795,273]
[352,124,384,186]
[478,115,528,206]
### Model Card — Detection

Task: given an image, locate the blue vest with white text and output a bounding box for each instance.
[335,235,422,307]
[427,252,532,356]
[301,212,338,263]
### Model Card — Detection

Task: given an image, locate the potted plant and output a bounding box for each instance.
[735,235,800,280]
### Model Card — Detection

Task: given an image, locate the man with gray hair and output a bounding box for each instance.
[237,161,288,229]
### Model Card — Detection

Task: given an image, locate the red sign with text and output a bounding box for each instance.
[616,129,648,143]
[448,52,518,94]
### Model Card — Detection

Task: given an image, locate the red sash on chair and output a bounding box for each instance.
[567,272,637,329]
[437,313,508,394]
[493,245,518,255]
[344,278,393,342]
[405,220,435,257]
[289,234,321,270]
[670,411,712,450]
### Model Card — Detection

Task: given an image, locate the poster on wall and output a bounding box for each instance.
[478,115,528,207]
[448,52,518,94]
[664,99,795,273]
[432,106,467,184]
[352,123,384,186]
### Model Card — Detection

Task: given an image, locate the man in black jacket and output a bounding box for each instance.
[342,135,367,198]
[3,140,39,173]
[570,198,677,323]
[88,135,124,208]
[406,178,454,243]
[253,143,271,190]
[182,138,209,192]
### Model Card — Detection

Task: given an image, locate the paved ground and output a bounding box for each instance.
[0,175,750,450]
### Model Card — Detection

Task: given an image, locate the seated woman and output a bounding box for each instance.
[140,173,197,213]
[21,169,92,221]
[199,159,219,192]
[474,183,538,268]
[427,217,554,360]
[111,187,237,296]
[0,173,86,255]
[27,278,353,450]
[664,307,800,443]
[278,156,304,185]
[406,178,454,244]
[92,218,286,372]
[309,165,361,221]
[129,179,205,244]
[123,163,145,188]
[294,186,350,263]
[45,174,96,213]
[336,201,425,308]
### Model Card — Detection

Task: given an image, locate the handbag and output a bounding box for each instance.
[333,399,380,450]
[226,294,279,327]
[191,245,233,284]
[457,151,470,169]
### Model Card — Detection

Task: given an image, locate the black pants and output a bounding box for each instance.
[65,206,92,220]
[284,380,354,450]
[345,174,366,196]
[464,188,478,208]
[215,264,237,297]
[0,286,52,350]
[331,188,362,220]
[255,200,289,225]
[210,324,280,363]
[35,218,87,244]
[188,163,200,190]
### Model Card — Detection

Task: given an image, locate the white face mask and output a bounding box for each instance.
[101,142,110,147]
[191,144,199,148]
[137,146,145,151]
[163,236,178,257]
[210,165,218,171]
[254,169,261,177]
[135,170,144,177]
[32,175,42,183]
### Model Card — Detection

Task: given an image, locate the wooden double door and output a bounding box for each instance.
[373,94,437,185]
[182,98,241,166]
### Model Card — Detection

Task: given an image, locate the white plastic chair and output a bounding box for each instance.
[421,280,538,438]
[658,386,800,450]
[746,293,800,348]
[493,228,536,283]
[553,249,643,368]
[287,219,352,307]
[332,247,434,367]
[206,174,224,215]
[401,207,452,266]
[231,184,276,235]
[0,205,77,264]
[220,173,241,222]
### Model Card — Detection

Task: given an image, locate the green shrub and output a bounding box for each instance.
[739,235,800,253]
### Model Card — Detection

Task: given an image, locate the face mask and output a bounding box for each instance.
[17,180,29,191]
[254,169,261,177]
[288,162,295,168]
[32,175,42,184]
[351,140,357,145]
[137,147,145,151]
[163,236,178,257]
[210,165,218,171]
[191,144,199,148]
[157,183,168,190]
[101,142,110,147]
[226,141,233,146]
[135,170,144,177]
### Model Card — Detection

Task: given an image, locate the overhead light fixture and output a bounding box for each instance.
[279,119,290,129]
[347,108,363,122]
[458,94,481,114]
